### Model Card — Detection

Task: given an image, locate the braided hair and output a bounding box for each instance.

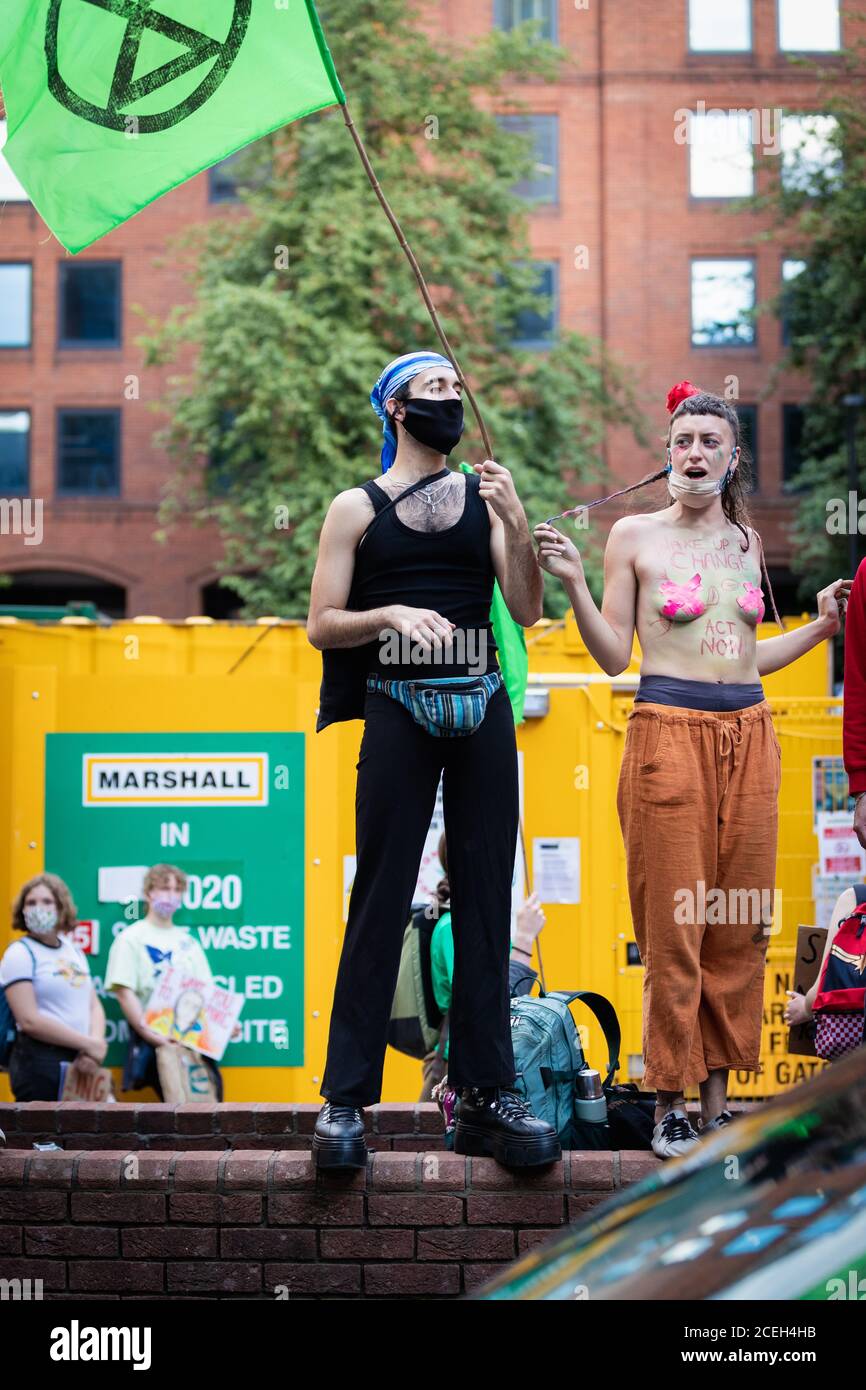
[544,381,784,631]
[666,391,754,550]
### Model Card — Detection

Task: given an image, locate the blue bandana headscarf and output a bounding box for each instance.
[370,350,455,473]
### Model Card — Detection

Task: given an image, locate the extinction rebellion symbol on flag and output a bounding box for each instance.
[45,0,252,132]
[0,0,344,251]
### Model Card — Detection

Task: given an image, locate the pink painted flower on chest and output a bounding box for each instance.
[737,581,765,622]
[659,573,706,620]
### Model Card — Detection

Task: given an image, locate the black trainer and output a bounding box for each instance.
[312,1101,368,1170]
[453,1086,561,1167]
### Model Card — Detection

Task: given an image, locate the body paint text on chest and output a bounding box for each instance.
[662,535,746,574]
[699,618,743,660]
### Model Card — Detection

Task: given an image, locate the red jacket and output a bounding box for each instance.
[843,558,866,794]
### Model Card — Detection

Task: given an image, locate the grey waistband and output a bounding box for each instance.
[635,675,765,712]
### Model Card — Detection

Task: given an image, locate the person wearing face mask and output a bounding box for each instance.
[306,349,558,1171]
[534,381,850,1159]
[0,873,106,1101]
[105,863,216,1099]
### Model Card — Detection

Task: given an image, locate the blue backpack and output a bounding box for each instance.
[0,939,37,1069]
[509,988,620,1146]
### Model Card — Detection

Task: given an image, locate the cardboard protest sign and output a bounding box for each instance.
[144,965,243,1060]
[787,924,829,1058]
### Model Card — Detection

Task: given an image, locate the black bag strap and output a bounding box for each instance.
[356,466,451,553]
[543,990,621,1090]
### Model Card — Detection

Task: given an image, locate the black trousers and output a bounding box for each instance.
[9,1036,78,1101]
[322,683,519,1106]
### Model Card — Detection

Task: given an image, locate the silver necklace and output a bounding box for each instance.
[385,473,453,514]
[415,476,453,513]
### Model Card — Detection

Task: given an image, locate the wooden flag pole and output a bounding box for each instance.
[339,87,545,972]
[341,100,495,462]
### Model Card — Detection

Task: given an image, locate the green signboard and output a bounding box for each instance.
[44,732,304,1067]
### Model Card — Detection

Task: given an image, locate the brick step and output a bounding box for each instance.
[0,1098,761,1151]
[0,1145,659,1299]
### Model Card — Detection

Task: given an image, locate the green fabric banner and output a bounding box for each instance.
[0,0,345,253]
[460,462,529,724]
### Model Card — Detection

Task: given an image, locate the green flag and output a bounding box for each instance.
[491,580,529,725]
[0,0,345,254]
[460,462,529,724]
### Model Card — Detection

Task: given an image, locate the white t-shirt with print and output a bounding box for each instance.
[104,920,212,1009]
[0,933,93,1036]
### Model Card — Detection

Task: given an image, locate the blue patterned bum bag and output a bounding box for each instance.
[366,671,503,737]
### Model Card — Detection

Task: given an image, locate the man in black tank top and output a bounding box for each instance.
[306,351,560,1170]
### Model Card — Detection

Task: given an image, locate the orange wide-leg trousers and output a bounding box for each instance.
[616,700,781,1092]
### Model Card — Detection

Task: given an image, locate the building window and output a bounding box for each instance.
[504,262,558,348]
[56,410,121,496]
[58,263,121,348]
[688,0,751,51]
[782,404,806,491]
[497,115,558,203]
[691,259,756,347]
[0,120,28,202]
[780,113,840,194]
[736,403,758,490]
[688,110,754,197]
[0,410,30,494]
[778,0,840,52]
[206,409,268,494]
[206,410,237,495]
[0,264,32,348]
[493,0,556,42]
[781,257,807,345]
[209,153,245,204]
[208,142,271,203]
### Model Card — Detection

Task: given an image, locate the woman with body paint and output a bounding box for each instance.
[534,382,849,1159]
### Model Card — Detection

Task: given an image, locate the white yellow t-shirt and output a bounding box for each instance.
[105,920,212,1009]
[0,933,93,1035]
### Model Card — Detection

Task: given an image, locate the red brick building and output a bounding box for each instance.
[0,1,859,616]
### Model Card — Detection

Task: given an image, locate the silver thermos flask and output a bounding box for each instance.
[574,1067,608,1125]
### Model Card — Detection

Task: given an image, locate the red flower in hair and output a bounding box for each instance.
[666,380,701,414]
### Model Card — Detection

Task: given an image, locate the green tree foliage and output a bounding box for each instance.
[141,0,638,618]
[752,38,866,597]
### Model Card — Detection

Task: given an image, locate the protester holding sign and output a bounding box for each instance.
[0,873,106,1101]
[843,557,866,852]
[105,863,218,1099]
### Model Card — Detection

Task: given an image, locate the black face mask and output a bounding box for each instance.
[398,397,465,455]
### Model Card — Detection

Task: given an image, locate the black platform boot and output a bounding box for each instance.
[453,1086,561,1167]
[312,1101,368,1170]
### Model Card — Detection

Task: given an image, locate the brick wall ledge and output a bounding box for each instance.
[0,1146,659,1297]
[1,1101,454,1150]
[0,1099,736,1151]
[0,1145,659,1190]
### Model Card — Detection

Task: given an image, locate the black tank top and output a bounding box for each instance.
[352,470,499,681]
